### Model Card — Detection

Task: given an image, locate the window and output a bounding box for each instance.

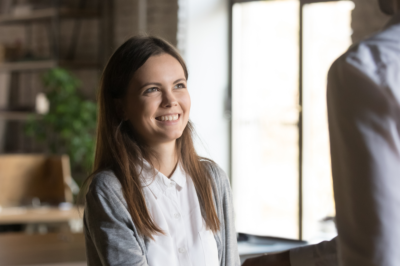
[232,0,354,241]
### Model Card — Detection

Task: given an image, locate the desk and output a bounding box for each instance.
[238,233,308,264]
[0,233,86,266]
[0,207,82,224]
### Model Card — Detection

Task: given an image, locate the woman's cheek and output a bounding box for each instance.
[181,92,191,114]
[143,98,161,115]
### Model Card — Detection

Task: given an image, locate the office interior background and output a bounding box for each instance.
[0,0,391,265]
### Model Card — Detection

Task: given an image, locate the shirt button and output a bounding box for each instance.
[169,182,174,187]
[178,247,186,254]
[174,213,181,219]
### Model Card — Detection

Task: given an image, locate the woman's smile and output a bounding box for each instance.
[155,113,181,122]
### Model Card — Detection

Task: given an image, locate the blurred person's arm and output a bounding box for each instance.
[242,238,337,266]
[327,45,400,266]
[290,238,337,266]
[242,250,291,266]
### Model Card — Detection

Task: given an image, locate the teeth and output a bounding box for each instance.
[157,114,179,121]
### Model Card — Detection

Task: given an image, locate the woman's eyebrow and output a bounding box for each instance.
[139,78,187,90]
[173,78,186,84]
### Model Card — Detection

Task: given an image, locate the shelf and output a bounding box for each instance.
[0,8,99,24]
[0,60,56,71]
[0,111,40,120]
[0,60,100,71]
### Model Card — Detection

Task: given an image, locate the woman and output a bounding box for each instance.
[83,36,240,266]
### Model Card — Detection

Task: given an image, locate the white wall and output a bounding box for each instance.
[178,0,230,174]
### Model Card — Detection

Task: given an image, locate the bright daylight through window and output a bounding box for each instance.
[232,0,354,242]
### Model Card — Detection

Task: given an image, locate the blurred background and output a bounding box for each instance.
[0,0,391,265]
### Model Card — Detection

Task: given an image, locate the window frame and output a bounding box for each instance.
[229,0,341,240]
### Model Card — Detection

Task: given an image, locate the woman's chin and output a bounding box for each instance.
[153,132,184,144]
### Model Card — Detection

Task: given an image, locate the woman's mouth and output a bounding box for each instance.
[155,114,180,122]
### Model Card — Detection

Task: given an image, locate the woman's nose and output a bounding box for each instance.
[161,90,178,107]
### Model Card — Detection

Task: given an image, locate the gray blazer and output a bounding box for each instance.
[84,161,240,266]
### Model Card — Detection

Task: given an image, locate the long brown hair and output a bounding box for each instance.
[83,36,220,238]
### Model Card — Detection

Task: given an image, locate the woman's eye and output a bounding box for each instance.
[144,87,158,93]
[175,83,185,89]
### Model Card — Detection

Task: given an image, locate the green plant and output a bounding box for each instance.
[25,68,97,174]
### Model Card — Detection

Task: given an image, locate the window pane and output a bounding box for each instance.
[302,1,354,242]
[232,1,300,239]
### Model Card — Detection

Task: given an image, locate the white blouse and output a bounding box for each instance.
[140,161,219,266]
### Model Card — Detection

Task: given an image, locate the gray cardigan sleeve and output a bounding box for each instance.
[84,173,147,266]
[207,162,241,266]
[220,169,240,266]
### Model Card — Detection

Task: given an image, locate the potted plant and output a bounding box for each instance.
[25,68,97,185]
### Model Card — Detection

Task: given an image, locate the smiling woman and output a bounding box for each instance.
[82,36,240,266]
[123,53,191,147]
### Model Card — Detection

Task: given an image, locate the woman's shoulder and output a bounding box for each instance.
[87,170,125,201]
[200,159,231,189]
[90,170,121,189]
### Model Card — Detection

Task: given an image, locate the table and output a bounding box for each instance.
[237,233,308,263]
[0,232,86,266]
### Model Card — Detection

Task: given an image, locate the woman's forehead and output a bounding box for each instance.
[132,54,186,84]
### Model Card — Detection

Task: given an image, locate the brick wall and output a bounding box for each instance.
[147,0,179,46]
[114,0,139,48]
[114,0,178,48]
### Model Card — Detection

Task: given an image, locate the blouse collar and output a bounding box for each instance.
[141,159,187,199]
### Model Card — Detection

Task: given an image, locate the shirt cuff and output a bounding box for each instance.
[289,245,315,266]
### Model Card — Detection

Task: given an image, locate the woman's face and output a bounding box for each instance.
[123,53,191,146]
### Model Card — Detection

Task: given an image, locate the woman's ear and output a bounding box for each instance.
[114,99,126,121]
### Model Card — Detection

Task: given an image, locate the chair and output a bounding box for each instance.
[0,154,73,208]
